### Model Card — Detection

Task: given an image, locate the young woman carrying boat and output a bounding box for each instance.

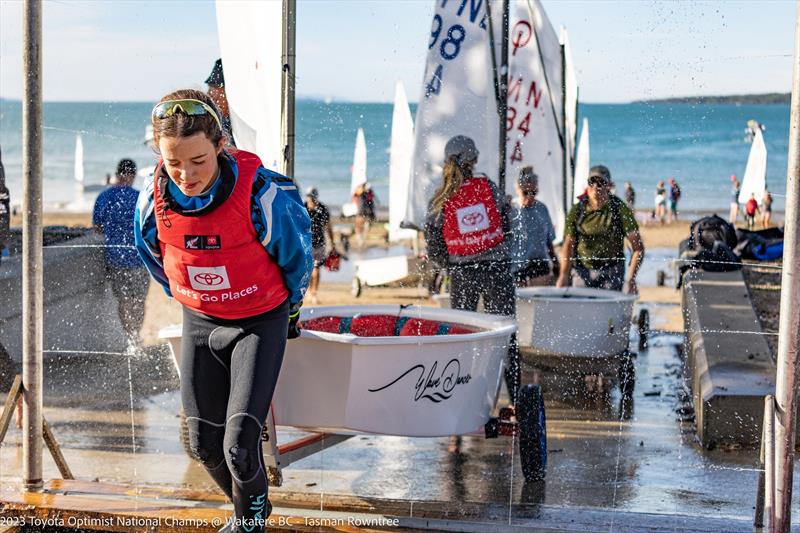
[423,135,520,404]
[134,89,312,532]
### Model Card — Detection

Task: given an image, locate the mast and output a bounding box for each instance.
[560,41,567,218]
[281,0,296,177]
[773,2,800,529]
[499,0,509,194]
[487,0,510,193]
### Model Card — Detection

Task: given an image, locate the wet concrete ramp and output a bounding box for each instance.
[0,479,758,532]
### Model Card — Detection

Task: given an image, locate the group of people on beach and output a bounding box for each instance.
[729,174,773,229]
[653,178,681,223]
[85,54,649,532]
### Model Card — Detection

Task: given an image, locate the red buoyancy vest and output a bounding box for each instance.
[442,176,505,256]
[154,149,288,319]
[746,198,758,216]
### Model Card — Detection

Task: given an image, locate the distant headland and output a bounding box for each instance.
[635,93,790,105]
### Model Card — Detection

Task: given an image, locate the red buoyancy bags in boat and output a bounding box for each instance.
[301,314,477,337]
[301,316,343,334]
[349,315,397,337]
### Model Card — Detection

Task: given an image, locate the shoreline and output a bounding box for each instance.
[9,206,786,229]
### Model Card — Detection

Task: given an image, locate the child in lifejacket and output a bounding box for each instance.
[134,89,312,533]
[423,135,520,404]
[745,192,760,230]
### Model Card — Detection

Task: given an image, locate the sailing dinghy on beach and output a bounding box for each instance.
[351,81,422,297]
[341,128,367,218]
[738,127,768,205]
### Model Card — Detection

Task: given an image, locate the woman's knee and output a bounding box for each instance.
[186,418,226,469]
[223,413,263,482]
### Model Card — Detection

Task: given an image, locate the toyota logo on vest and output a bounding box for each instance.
[186,265,232,291]
[455,203,491,235]
[193,272,224,287]
[461,212,485,227]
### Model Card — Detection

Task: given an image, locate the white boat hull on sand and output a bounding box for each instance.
[159,305,516,437]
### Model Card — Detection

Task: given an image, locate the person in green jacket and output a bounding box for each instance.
[556,165,644,293]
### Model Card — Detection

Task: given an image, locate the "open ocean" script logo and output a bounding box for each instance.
[368,358,472,403]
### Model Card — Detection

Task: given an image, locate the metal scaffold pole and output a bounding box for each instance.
[773,1,800,531]
[281,0,297,178]
[21,0,44,491]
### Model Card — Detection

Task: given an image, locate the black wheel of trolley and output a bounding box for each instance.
[637,308,650,351]
[351,276,362,297]
[179,410,196,461]
[517,384,547,482]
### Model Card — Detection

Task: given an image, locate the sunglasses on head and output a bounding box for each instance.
[151,99,222,132]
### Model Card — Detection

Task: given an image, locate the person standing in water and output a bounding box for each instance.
[729,174,741,224]
[557,165,644,293]
[761,188,773,228]
[134,89,312,532]
[424,135,520,404]
[623,181,635,211]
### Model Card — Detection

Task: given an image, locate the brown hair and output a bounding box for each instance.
[430,156,475,213]
[151,88,225,149]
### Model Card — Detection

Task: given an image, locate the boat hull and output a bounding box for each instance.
[516,287,636,357]
[434,287,636,357]
[160,305,516,437]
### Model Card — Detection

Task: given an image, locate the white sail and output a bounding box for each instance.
[738,128,767,204]
[388,81,416,242]
[572,118,590,202]
[405,0,499,230]
[561,26,578,205]
[216,0,282,171]
[351,128,367,194]
[506,0,567,241]
[74,133,84,186]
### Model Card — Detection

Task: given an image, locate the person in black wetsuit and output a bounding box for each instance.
[134,89,312,532]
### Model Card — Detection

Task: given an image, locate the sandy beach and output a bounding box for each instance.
[7,209,699,345]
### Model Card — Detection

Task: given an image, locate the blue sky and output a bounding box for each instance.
[0,0,795,103]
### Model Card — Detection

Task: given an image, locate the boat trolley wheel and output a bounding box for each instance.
[517,384,547,482]
[637,308,650,351]
[351,276,362,298]
[618,352,636,397]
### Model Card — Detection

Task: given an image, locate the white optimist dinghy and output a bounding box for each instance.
[160,306,547,481]
[436,287,645,392]
[162,305,515,437]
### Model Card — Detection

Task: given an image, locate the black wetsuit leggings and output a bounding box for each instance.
[181,300,288,533]
[449,260,521,404]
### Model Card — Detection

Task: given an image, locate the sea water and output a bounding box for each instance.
[0,99,789,213]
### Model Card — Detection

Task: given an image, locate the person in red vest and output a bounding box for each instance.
[745,192,760,230]
[134,89,312,533]
[423,135,520,404]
